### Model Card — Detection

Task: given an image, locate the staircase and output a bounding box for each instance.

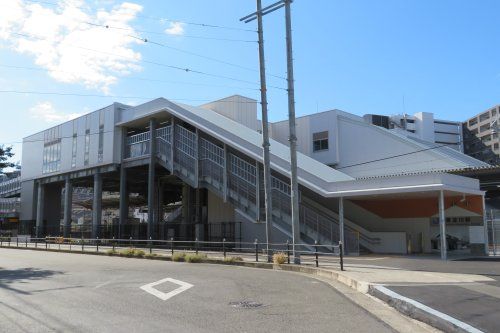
[125,123,378,254]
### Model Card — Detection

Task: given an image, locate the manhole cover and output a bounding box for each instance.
[229,301,264,309]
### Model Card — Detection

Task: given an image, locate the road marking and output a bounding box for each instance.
[374,285,484,333]
[140,278,193,301]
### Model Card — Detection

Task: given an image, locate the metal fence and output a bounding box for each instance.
[0,237,345,270]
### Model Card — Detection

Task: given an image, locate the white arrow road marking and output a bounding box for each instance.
[140,278,193,301]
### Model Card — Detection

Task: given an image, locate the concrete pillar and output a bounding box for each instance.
[119,166,128,239]
[148,118,157,240]
[63,177,72,238]
[182,183,191,224]
[35,182,45,238]
[439,190,447,260]
[92,173,103,239]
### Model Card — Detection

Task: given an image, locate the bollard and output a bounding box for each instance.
[8,237,11,247]
[286,240,290,264]
[0,237,2,247]
[254,239,259,262]
[81,236,84,252]
[16,237,19,247]
[339,241,344,271]
[195,238,199,255]
[35,238,37,248]
[45,237,48,249]
[112,236,115,252]
[25,237,28,248]
[171,237,174,255]
[129,236,132,248]
[96,237,99,252]
[314,240,319,268]
[69,238,72,251]
[223,238,226,259]
[149,237,152,254]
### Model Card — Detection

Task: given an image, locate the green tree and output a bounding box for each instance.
[0,145,14,174]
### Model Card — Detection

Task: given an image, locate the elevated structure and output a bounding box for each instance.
[0,95,490,257]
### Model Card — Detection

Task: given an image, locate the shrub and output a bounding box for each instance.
[273,252,287,265]
[144,253,159,259]
[120,248,140,257]
[185,253,207,263]
[106,249,117,256]
[133,249,145,258]
[172,252,187,262]
[224,256,244,263]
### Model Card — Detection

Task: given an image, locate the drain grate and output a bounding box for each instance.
[229,301,264,309]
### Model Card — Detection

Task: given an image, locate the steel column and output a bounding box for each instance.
[438,190,447,260]
[35,182,45,237]
[148,118,157,239]
[339,197,344,250]
[63,177,72,238]
[92,173,102,239]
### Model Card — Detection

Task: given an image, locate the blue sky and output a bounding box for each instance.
[1,0,500,163]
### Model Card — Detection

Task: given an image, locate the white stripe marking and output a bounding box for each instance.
[140,278,193,301]
[375,285,484,333]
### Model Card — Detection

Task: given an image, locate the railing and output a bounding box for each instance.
[0,176,21,197]
[125,131,151,159]
[0,198,21,214]
[0,237,345,270]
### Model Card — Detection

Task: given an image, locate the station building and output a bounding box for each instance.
[0,95,491,256]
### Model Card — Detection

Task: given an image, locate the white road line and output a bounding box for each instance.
[140,278,193,301]
[375,285,484,333]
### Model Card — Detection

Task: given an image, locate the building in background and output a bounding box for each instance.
[363,112,463,152]
[463,105,500,165]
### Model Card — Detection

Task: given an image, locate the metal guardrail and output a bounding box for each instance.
[0,237,345,271]
[0,176,21,197]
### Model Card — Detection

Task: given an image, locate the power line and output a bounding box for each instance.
[24,0,256,33]
[85,22,287,81]
[82,22,257,43]
[0,64,264,91]
[337,139,473,170]
[10,32,264,86]
[0,89,261,104]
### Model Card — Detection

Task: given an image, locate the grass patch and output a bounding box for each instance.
[185,253,207,263]
[172,252,187,262]
[105,249,118,256]
[144,253,159,259]
[223,256,244,263]
[120,248,145,258]
[273,252,287,265]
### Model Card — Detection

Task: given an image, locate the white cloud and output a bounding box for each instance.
[29,101,82,123]
[0,0,144,93]
[164,22,185,36]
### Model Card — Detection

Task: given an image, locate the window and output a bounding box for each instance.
[84,115,90,166]
[97,111,105,163]
[479,112,490,122]
[468,118,478,127]
[480,123,490,133]
[42,126,61,174]
[313,131,329,152]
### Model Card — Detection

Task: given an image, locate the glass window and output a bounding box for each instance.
[313,131,329,152]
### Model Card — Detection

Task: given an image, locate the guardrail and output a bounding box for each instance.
[0,236,344,271]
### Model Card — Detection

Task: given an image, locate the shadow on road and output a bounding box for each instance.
[0,268,63,294]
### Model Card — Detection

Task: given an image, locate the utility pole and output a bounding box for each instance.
[241,0,300,264]
[241,0,284,263]
[283,0,300,264]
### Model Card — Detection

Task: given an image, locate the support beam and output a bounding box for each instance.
[438,190,447,260]
[92,173,102,239]
[35,182,45,238]
[222,144,228,202]
[63,177,72,238]
[148,118,157,240]
[339,197,344,251]
[119,166,128,238]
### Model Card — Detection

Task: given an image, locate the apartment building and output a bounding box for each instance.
[464,105,500,164]
[0,95,490,257]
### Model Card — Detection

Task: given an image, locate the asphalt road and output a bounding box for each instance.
[345,255,500,333]
[0,249,395,333]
